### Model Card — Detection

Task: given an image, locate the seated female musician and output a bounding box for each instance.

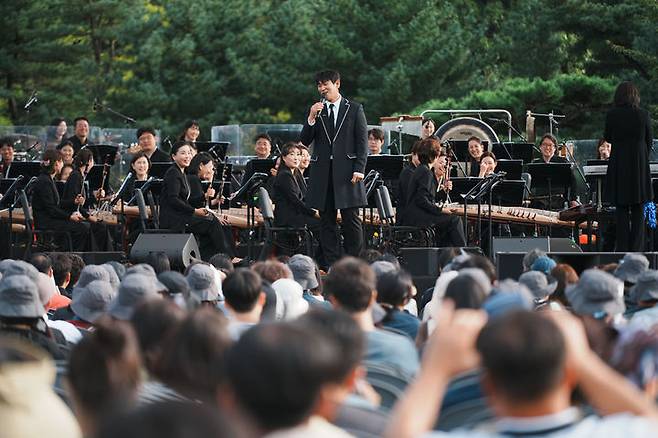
[597,138,612,160]
[57,140,75,166]
[272,142,322,256]
[178,120,200,156]
[402,138,466,247]
[467,136,485,177]
[299,144,311,180]
[159,141,235,260]
[61,148,112,250]
[121,152,151,203]
[477,151,497,177]
[433,153,453,205]
[31,149,90,251]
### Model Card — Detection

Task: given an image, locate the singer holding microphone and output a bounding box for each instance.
[300,70,368,268]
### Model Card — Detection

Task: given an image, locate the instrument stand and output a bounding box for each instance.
[470,174,505,257]
[460,177,489,245]
[526,163,573,237]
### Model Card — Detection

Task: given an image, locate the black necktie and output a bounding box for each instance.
[328,103,336,138]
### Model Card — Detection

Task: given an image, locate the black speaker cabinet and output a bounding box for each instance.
[130,233,200,268]
[400,247,484,277]
[492,237,581,261]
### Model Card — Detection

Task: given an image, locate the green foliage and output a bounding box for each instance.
[0,0,654,139]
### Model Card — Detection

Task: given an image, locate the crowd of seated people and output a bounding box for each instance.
[0,247,656,437]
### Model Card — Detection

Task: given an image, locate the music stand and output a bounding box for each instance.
[451,177,483,204]
[231,172,269,260]
[82,144,119,165]
[149,163,172,179]
[0,177,25,209]
[0,178,18,195]
[585,160,609,209]
[249,159,277,175]
[134,178,163,199]
[491,180,525,206]
[492,142,534,163]
[586,159,608,166]
[85,164,111,192]
[494,160,523,181]
[7,161,41,180]
[365,155,404,207]
[194,142,230,163]
[527,162,573,235]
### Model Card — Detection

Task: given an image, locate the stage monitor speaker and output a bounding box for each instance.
[400,247,483,277]
[130,233,200,268]
[492,237,581,260]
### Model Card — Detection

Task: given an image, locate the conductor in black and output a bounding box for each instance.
[300,70,368,267]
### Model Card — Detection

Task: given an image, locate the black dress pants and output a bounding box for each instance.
[615,203,645,252]
[186,215,235,260]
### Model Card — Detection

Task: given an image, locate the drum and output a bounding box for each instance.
[435,117,500,152]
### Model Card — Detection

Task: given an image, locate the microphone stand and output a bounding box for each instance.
[460,176,489,244]
[444,140,468,176]
[471,172,506,257]
[561,140,590,200]
[487,117,541,156]
[94,100,137,125]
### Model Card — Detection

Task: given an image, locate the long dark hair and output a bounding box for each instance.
[178,120,200,141]
[187,151,214,176]
[613,81,640,108]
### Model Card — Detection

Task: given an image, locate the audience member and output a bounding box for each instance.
[444,269,491,310]
[223,268,266,339]
[209,253,235,276]
[518,270,557,304]
[549,263,579,307]
[186,263,222,309]
[530,255,557,276]
[376,269,420,340]
[271,278,309,320]
[50,253,73,297]
[146,251,171,275]
[566,269,626,325]
[68,279,117,330]
[157,270,189,307]
[287,254,329,308]
[109,274,162,320]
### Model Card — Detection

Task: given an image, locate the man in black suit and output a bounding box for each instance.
[135,127,171,163]
[0,138,14,178]
[531,133,567,164]
[300,70,368,267]
[60,116,90,154]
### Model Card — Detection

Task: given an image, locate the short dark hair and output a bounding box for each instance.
[295,308,365,383]
[187,151,214,176]
[0,137,13,148]
[480,151,497,162]
[145,251,171,275]
[281,141,300,157]
[324,257,375,312]
[129,152,152,171]
[377,269,414,307]
[130,299,185,373]
[368,128,384,141]
[73,116,89,126]
[29,253,52,274]
[136,127,156,139]
[223,268,263,313]
[67,318,141,416]
[254,133,272,144]
[456,254,497,283]
[226,322,339,431]
[171,140,193,156]
[50,253,72,287]
[40,149,63,174]
[445,274,488,309]
[209,253,234,274]
[613,81,640,108]
[315,70,340,84]
[73,148,93,169]
[476,311,566,402]
[539,133,557,148]
[421,117,435,127]
[467,136,481,144]
[416,137,440,165]
[154,308,231,401]
[68,254,85,286]
[251,260,291,283]
[359,248,382,264]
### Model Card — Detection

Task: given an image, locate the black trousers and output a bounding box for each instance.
[38,219,91,251]
[319,165,364,267]
[186,215,235,260]
[615,203,645,252]
[432,214,466,247]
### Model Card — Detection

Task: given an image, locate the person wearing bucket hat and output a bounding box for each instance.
[626,269,658,319]
[109,274,162,320]
[1,259,40,284]
[101,264,120,291]
[615,253,650,284]
[125,264,168,292]
[530,256,557,276]
[287,254,328,309]
[0,275,65,359]
[272,278,309,320]
[105,260,126,280]
[518,270,558,303]
[69,280,117,329]
[75,265,111,289]
[186,263,222,308]
[157,270,190,308]
[566,269,626,323]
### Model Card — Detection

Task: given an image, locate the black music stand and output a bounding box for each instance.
[494,160,523,181]
[85,164,111,192]
[0,178,18,197]
[134,178,163,199]
[365,155,404,207]
[82,144,119,165]
[149,163,173,179]
[231,172,269,260]
[586,159,608,166]
[585,159,609,210]
[491,180,525,206]
[194,142,230,163]
[492,143,534,163]
[249,159,277,175]
[526,162,573,235]
[7,161,41,180]
[451,177,483,204]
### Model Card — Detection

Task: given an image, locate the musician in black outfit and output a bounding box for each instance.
[135,127,171,163]
[467,136,485,177]
[402,138,466,247]
[530,133,570,212]
[604,81,653,252]
[31,150,90,251]
[241,133,275,187]
[59,116,89,154]
[396,140,420,225]
[159,141,236,260]
[61,148,112,250]
[0,138,14,179]
[532,134,567,164]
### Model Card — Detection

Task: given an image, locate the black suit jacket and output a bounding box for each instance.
[272,166,315,227]
[604,106,653,205]
[159,165,195,231]
[149,148,172,163]
[61,169,90,217]
[187,174,207,208]
[401,165,443,228]
[300,97,368,210]
[396,162,417,224]
[31,173,71,228]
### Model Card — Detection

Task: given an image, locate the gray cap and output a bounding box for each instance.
[518,271,557,300]
[186,264,221,303]
[0,275,44,318]
[458,268,492,296]
[101,264,120,290]
[614,253,650,284]
[158,271,190,298]
[370,260,398,278]
[125,264,167,291]
[1,260,40,284]
[483,292,533,319]
[630,270,658,303]
[287,254,319,290]
[76,265,111,289]
[71,279,117,323]
[566,269,625,317]
[522,248,546,271]
[109,273,162,320]
[105,261,126,280]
